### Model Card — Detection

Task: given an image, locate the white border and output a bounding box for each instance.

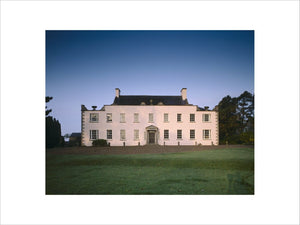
[1,1,299,224]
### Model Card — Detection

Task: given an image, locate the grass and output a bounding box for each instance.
[46,147,254,194]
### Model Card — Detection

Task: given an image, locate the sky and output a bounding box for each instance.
[46,30,254,135]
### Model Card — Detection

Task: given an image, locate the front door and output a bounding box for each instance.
[148,131,155,144]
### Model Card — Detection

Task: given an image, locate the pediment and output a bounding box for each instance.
[145,125,158,131]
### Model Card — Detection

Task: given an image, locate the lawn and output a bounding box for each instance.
[46,147,254,194]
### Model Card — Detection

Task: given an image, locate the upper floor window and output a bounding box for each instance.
[177,113,182,122]
[107,130,112,140]
[120,113,126,123]
[134,113,139,123]
[149,113,154,123]
[177,129,182,139]
[90,130,99,140]
[190,114,195,122]
[164,113,169,122]
[203,129,211,140]
[90,113,99,123]
[203,114,211,122]
[106,113,112,123]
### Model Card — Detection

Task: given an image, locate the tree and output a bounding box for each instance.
[217,91,254,145]
[46,96,62,148]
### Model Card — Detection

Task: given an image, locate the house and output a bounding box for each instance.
[81,88,219,146]
[69,132,81,146]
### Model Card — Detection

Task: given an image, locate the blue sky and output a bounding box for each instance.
[46,30,254,135]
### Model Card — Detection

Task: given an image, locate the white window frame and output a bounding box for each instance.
[149,113,154,123]
[203,114,211,122]
[90,113,99,123]
[190,129,195,139]
[177,129,182,139]
[107,130,112,140]
[164,130,169,139]
[177,113,182,122]
[164,113,169,122]
[120,113,126,123]
[134,129,139,141]
[120,129,126,141]
[134,113,139,123]
[90,130,99,140]
[106,113,112,123]
[203,129,211,140]
[190,114,195,122]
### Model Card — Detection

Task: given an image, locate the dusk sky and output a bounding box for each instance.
[46,30,254,135]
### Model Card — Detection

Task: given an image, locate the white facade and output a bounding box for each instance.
[81,89,218,146]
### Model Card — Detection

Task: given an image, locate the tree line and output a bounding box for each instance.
[217,91,254,145]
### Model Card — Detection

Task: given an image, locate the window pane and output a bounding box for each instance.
[120,113,125,123]
[177,130,182,139]
[106,113,112,122]
[203,114,210,122]
[177,114,182,122]
[164,113,168,122]
[149,113,153,122]
[164,130,169,139]
[120,130,126,140]
[90,113,99,122]
[134,113,139,122]
[134,130,139,140]
[190,130,195,139]
[190,114,195,122]
[107,130,112,139]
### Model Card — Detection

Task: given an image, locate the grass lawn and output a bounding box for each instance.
[46,147,254,194]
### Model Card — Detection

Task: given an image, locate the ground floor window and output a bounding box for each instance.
[190,129,195,139]
[90,130,99,140]
[177,129,182,139]
[107,130,112,139]
[203,129,211,140]
[120,129,126,140]
[134,129,139,140]
[164,130,169,139]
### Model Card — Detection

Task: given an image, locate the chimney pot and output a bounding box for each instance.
[181,88,187,101]
[115,88,120,98]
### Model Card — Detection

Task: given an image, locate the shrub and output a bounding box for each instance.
[92,139,108,147]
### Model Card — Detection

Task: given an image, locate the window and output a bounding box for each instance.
[120,130,126,140]
[203,129,211,140]
[90,130,99,140]
[106,113,112,122]
[120,113,126,123]
[190,130,195,139]
[203,114,211,122]
[164,113,169,122]
[164,130,169,139]
[149,113,154,123]
[177,130,182,139]
[134,113,139,123]
[177,113,182,122]
[190,114,195,122]
[107,130,112,140]
[134,130,139,140]
[90,113,99,123]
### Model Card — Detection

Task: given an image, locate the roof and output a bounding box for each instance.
[112,95,188,105]
[70,133,81,137]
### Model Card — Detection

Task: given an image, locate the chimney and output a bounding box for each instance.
[181,88,187,101]
[115,88,120,98]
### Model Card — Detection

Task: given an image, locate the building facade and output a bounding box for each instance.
[81,88,219,146]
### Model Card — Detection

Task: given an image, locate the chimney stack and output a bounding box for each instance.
[181,88,187,101]
[115,88,120,98]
